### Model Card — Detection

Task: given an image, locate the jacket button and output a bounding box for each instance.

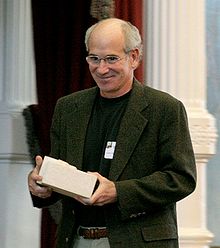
[130,214,137,218]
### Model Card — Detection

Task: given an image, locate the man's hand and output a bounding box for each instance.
[28,155,52,198]
[75,172,117,206]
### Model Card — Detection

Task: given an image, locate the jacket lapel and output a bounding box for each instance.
[65,87,98,169]
[109,82,149,181]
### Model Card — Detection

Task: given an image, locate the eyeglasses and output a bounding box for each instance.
[86,54,127,66]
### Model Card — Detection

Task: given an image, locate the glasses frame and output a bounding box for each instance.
[86,53,129,66]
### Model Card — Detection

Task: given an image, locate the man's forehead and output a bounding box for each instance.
[88,37,125,55]
[92,22,122,37]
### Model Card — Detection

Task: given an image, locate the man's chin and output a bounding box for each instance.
[97,77,114,84]
[97,80,114,89]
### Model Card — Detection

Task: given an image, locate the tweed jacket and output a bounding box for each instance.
[33,80,196,248]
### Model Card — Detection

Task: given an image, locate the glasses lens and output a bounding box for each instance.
[105,56,120,64]
[86,56,100,64]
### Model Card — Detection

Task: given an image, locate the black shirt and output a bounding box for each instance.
[74,90,131,227]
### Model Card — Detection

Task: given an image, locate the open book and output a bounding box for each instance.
[37,156,97,198]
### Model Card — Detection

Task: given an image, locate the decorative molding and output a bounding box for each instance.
[188,110,218,156]
[179,228,214,246]
[0,111,29,162]
[0,154,30,164]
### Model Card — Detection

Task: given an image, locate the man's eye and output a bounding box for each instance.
[106,56,119,63]
[90,56,99,61]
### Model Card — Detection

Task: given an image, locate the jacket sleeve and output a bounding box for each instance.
[115,99,196,220]
[31,100,63,209]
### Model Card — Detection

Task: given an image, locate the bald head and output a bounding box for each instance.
[85,18,142,57]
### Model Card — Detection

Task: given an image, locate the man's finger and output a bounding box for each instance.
[35,155,43,172]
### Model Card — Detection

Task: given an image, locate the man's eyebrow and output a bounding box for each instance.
[88,54,118,57]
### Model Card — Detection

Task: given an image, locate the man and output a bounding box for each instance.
[28,18,196,248]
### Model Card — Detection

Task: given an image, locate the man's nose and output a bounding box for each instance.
[96,60,109,73]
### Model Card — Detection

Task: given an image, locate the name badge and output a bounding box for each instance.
[104,141,116,159]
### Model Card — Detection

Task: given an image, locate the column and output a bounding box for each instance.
[1,0,37,111]
[143,1,218,247]
[0,1,40,248]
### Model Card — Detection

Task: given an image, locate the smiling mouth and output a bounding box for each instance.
[98,75,114,80]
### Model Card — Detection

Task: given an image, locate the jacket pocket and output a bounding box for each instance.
[141,224,178,242]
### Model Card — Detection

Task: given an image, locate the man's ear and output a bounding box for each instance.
[129,48,141,69]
